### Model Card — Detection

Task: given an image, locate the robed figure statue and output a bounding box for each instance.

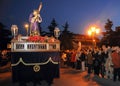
[29,2,42,36]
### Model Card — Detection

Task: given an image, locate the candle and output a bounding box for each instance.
[13,27,15,36]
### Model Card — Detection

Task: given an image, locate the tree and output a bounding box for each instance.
[48,18,58,36]
[100,19,113,45]
[110,26,120,46]
[104,19,113,32]
[62,22,69,32]
[100,19,120,46]
[59,22,73,50]
[0,22,11,50]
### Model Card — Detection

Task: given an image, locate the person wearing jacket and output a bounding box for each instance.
[111,46,120,81]
[86,49,93,78]
[80,50,86,72]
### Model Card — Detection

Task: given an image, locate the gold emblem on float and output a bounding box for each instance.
[33,65,40,72]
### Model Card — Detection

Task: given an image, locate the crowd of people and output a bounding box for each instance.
[61,45,120,82]
[1,45,120,83]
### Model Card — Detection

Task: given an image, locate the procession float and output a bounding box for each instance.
[10,2,60,86]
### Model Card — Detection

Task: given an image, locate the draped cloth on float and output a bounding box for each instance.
[11,52,60,82]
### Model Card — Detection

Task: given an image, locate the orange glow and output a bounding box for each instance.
[87,26,100,36]
[88,30,92,36]
[95,29,100,34]
[93,39,95,42]
[25,24,29,29]
[91,27,96,32]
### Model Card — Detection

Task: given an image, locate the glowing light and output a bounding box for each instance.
[93,39,95,42]
[91,27,96,32]
[24,23,29,36]
[95,29,100,34]
[24,24,29,29]
[87,26,100,35]
[87,26,100,48]
[88,30,92,36]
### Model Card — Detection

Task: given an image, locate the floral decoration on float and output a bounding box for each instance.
[27,36,58,43]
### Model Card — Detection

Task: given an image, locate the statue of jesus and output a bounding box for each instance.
[29,2,42,36]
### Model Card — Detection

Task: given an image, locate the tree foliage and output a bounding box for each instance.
[0,22,11,50]
[62,22,69,31]
[100,19,120,46]
[48,18,58,36]
[104,19,113,32]
[59,22,73,50]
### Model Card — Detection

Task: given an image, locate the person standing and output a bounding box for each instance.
[93,49,100,76]
[61,51,67,67]
[86,50,93,79]
[80,50,86,71]
[101,45,108,78]
[75,50,81,70]
[70,50,76,68]
[105,46,113,79]
[111,46,120,81]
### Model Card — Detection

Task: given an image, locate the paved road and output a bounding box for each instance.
[53,68,120,86]
[53,68,99,86]
[0,65,120,86]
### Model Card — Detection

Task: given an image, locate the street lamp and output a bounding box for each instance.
[11,25,18,38]
[88,26,100,48]
[24,23,29,36]
[54,27,60,39]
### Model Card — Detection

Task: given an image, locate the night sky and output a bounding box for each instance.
[0,0,120,35]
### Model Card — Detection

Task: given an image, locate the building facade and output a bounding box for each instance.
[72,34,100,49]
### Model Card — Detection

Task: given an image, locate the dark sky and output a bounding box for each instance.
[0,0,120,35]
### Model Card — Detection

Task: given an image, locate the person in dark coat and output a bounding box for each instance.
[93,49,101,76]
[86,50,93,78]
[80,50,86,71]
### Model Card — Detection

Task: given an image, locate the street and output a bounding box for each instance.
[0,64,120,86]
